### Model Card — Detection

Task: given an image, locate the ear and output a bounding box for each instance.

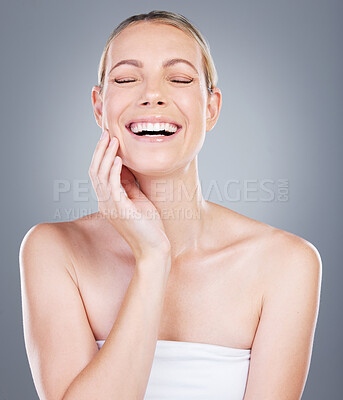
[91,85,103,128]
[206,87,222,132]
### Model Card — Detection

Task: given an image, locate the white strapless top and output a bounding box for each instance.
[96,339,251,400]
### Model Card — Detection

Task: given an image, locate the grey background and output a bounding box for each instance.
[0,0,341,398]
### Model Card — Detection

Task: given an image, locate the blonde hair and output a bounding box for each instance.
[97,10,218,95]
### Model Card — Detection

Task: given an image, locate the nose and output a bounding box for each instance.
[138,78,167,108]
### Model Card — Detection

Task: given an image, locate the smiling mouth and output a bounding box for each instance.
[125,122,182,137]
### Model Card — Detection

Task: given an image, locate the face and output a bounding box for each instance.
[92,21,221,176]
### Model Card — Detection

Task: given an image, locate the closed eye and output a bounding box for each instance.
[113,78,194,85]
[171,79,193,84]
[114,79,135,83]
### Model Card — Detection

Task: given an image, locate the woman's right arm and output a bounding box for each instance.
[20,225,171,400]
[63,251,171,400]
[20,130,172,399]
[67,254,171,400]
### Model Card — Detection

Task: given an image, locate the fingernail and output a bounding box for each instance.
[114,156,120,165]
[100,130,107,140]
[109,137,117,147]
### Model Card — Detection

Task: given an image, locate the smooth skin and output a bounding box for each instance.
[19,21,322,400]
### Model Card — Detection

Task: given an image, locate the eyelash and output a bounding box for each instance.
[114,78,193,84]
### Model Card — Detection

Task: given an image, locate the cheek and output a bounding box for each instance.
[175,88,205,116]
[103,92,127,121]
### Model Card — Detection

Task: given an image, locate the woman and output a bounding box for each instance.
[19,10,322,400]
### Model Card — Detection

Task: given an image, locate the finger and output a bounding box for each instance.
[89,130,110,179]
[120,166,145,200]
[109,156,131,205]
[98,136,119,183]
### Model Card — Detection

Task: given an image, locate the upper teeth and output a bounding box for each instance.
[130,122,178,133]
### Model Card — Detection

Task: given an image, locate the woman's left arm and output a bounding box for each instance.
[244,236,322,400]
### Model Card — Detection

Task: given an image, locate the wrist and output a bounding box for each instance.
[135,252,171,274]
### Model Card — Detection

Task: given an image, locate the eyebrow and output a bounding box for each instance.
[107,58,199,76]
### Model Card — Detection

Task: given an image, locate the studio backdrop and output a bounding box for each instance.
[0,1,341,399]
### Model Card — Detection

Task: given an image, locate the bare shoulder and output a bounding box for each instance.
[19,212,125,287]
[210,201,322,289]
[19,221,72,263]
[261,227,322,287]
[231,207,324,311]
[20,212,102,243]
[214,201,321,265]
[19,214,100,284]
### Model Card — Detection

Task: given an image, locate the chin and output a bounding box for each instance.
[124,159,180,177]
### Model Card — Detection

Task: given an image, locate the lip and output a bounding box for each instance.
[125,125,182,143]
[125,115,183,143]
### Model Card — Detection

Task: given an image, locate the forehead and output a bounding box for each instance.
[107,22,203,67]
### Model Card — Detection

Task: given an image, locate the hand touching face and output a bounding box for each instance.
[91,22,221,176]
[89,129,171,259]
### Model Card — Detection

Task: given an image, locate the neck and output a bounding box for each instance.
[130,157,209,260]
